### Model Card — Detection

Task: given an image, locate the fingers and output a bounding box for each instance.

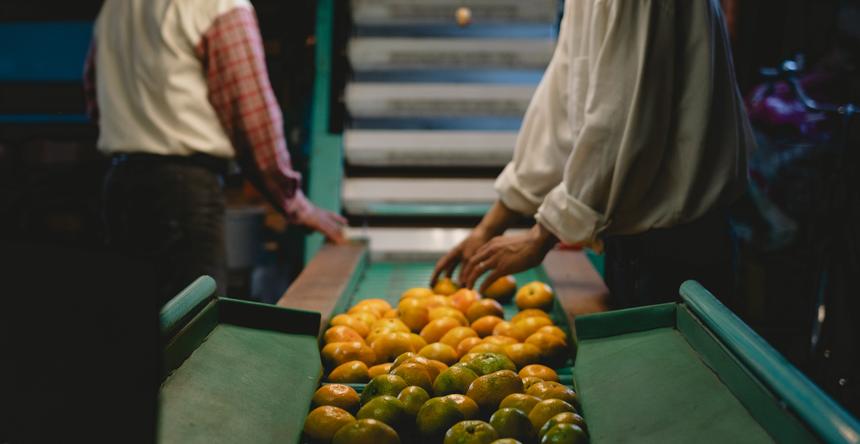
[463,256,495,289]
[460,242,494,287]
[329,211,348,226]
[478,269,505,294]
[431,246,462,286]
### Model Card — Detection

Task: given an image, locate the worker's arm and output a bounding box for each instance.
[535,0,677,245]
[198,6,345,242]
[83,39,98,123]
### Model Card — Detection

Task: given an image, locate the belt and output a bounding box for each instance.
[111,152,229,176]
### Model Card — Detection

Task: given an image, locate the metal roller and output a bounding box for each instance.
[344,129,517,167]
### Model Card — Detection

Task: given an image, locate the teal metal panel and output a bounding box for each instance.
[0,22,92,81]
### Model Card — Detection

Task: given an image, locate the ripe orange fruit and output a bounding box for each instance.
[424,295,455,310]
[399,306,430,332]
[510,316,554,342]
[409,333,428,351]
[536,325,567,341]
[525,332,568,367]
[368,363,393,378]
[522,376,544,391]
[433,277,460,296]
[398,296,426,313]
[519,364,558,382]
[425,359,449,380]
[527,399,576,431]
[456,337,483,357]
[324,325,365,345]
[439,326,479,348]
[482,335,519,346]
[350,310,380,329]
[465,299,504,323]
[390,352,419,370]
[416,396,465,438]
[499,393,542,415]
[465,369,524,413]
[312,384,361,413]
[321,341,377,368]
[526,381,579,408]
[468,342,506,356]
[511,309,550,324]
[515,282,555,311]
[371,332,417,363]
[371,318,410,333]
[328,360,370,383]
[303,406,356,442]
[419,343,459,365]
[504,343,542,369]
[401,287,435,300]
[350,299,391,317]
[443,394,480,419]
[444,420,498,443]
[390,362,434,393]
[492,321,515,338]
[332,418,400,444]
[420,317,462,344]
[483,275,517,302]
[330,314,370,337]
[471,316,504,338]
[428,306,470,326]
[449,289,481,314]
[382,308,399,318]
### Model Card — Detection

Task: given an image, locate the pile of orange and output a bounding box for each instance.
[306,276,586,443]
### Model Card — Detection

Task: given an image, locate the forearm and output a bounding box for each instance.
[475,200,522,238]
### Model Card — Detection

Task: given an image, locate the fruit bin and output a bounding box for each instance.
[573,281,860,444]
[158,276,323,444]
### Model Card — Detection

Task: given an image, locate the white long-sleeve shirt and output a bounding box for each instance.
[495,0,753,244]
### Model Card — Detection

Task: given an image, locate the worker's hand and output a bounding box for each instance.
[431,227,495,286]
[298,204,348,244]
[461,223,558,292]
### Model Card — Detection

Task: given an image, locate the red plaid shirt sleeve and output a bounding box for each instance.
[197,6,311,221]
[83,39,99,122]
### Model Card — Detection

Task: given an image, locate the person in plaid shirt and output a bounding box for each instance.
[85,0,346,302]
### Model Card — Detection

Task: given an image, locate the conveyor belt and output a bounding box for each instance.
[351,0,558,26]
[344,129,516,167]
[345,227,527,261]
[342,177,496,217]
[348,38,553,71]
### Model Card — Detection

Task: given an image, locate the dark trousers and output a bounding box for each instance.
[103,155,227,305]
[603,210,737,310]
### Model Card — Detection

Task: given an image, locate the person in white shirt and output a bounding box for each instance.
[433,0,754,308]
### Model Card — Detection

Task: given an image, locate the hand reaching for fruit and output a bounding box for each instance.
[461,224,559,293]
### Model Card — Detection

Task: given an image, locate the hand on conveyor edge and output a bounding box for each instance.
[461,223,559,293]
[294,199,349,245]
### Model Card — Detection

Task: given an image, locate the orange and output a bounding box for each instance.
[540,423,587,444]
[440,326,479,348]
[525,332,568,367]
[456,337,483,357]
[368,363,393,379]
[356,395,406,428]
[465,369,524,413]
[432,365,478,396]
[527,399,576,431]
[398,296,426,314]
[449,289,481,314]
[399,306,430,332]
[390,361,434,393]
[522,376,544,391]
[459,352,517,376]
[401,287,435,300]
[459,352,480,364]
[424,295,455,310]
[409,333,428,351]
[348,310,380,330]
[489,407,535,443]
[444,420,498,444]
[483,275,517,302]
[536,325,567,341]
[332,418,400,444]
[361,374,408,405]
[371,318,410,334]
[443,394,480,419]
[303,406,356,442]
[469,342,506,356]
[428,306,470,326]
[425,359,449,380]
[382,308,399,319]
[499,393,542,415]
[515,282,555,311]
[391,354,442,379]
[420,317,462,344]
[321,341,376,368]
[510,316,554,342]
[352,298,392,314]
[433,277,460,296]
[492,321,515,338]
[330,314,370,337]
[371,332,417,363]
[416,396,466,438]
[482,335,519,346]
[398,385,430,417]
[518,364,558,382]
[525,381,579,408]
[538,412,587,439]
[312,384,361,413]
[511,309,550,324]
[466,299,504,323]
[419,343,459,365]
[390,352,419,370]
[328,360,370,383]
[471,316,504,338]
[324,325,365,345]
[504,343,542,369]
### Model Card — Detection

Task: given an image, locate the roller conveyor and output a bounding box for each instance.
[344,129,516,167]
[345,83,535,119]
[351,0,558,26]
[348,38,554,71]
[342,177,496,216]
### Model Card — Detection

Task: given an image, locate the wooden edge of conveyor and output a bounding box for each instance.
[542,249,609,329]
[277,241,368,337]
